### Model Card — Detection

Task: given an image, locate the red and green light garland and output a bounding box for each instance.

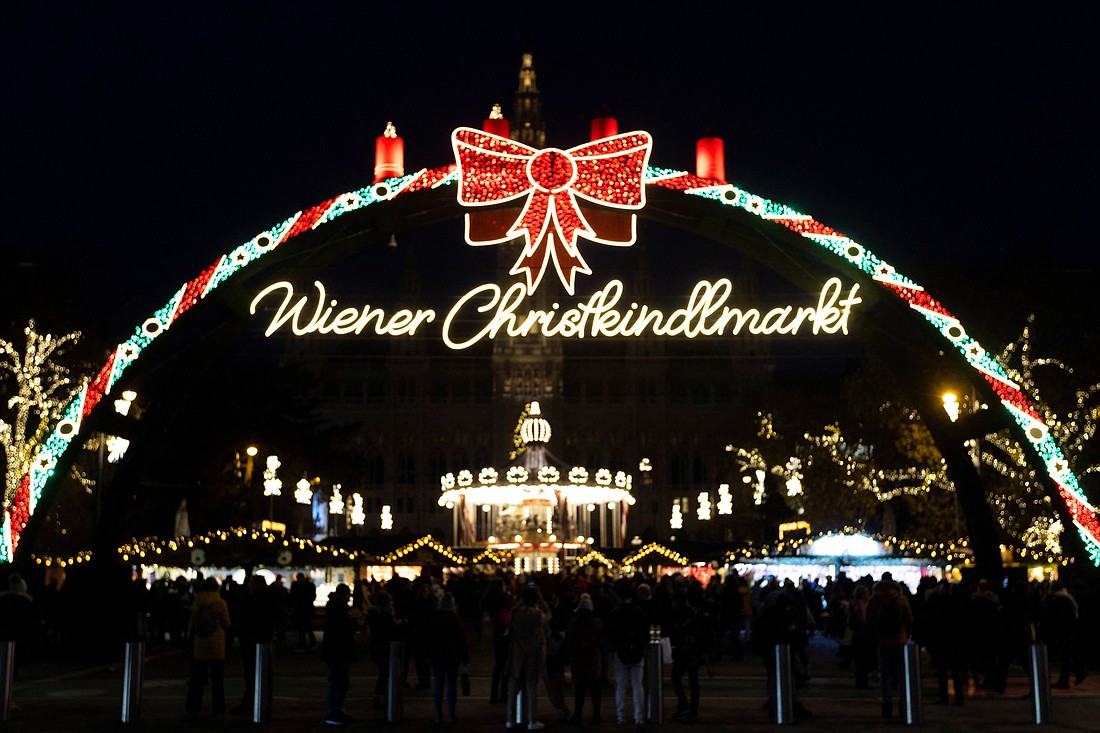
[4,153,1097,567]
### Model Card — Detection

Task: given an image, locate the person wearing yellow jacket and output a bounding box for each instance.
[186,577,232,718]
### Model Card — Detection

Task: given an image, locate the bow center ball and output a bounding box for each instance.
[527,149,576,192]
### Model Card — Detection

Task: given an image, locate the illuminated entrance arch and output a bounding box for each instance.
[5,144,1098,569]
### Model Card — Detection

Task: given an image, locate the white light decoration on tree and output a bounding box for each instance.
[670,501,683,529]
[697,491,712,520]
[263,455,282,496]
[329,484,344,514]
[784,457,804,496]
[350,493,365,526]
[0,320,82,511]
[717,483,733,515]
[294,477,312,505]
[381,504,393,530]
[982,317,1100,554]
[105,436,130,464]
[752,469,766,505]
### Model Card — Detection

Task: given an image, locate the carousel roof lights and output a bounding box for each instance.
[519,400,552,443]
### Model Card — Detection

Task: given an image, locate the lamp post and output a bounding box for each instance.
[244,445,258,485]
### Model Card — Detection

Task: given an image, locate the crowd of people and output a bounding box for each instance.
[0,565,1095,726]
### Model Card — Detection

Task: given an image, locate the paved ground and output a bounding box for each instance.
[4,628,1096,732]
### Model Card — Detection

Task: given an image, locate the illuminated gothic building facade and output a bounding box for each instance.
[289,56,782,547]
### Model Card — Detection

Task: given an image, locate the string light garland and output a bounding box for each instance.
[622,542,688,567]
[7,138,1097,567]
[574,549,615,567]
[378,535,467,565]
[31,527,1072,572]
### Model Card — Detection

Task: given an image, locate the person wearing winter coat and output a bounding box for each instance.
[864,573,914,720]
[290,572,318,652]
[606,582,649,727]
[755,586,813,722]
[186,577,231,717]
[425,592,469,724]
[321,583,361,726]
[566,593,604,725]
[507,586,551,730]
[669,590,710,720]
[367,590,403,706]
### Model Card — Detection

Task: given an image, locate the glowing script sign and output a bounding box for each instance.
[249,277,862,350]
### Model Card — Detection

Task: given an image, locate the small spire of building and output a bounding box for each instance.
[513,54,545,148]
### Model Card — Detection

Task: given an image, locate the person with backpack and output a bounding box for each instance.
[756,585,813,722]
[606,581,649,728]
[864,572,914,720]
[186,577,231,718]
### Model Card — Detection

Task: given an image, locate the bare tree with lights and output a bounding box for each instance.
[975,316,1100,557]
[0,319,82,510]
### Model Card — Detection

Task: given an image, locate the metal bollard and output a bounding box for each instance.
[1,641,14,722]
[1029,642,1051,725]
[252,642,272,723]
[902,641,923,726]
[387,640,405,723]
[121,640,144,723]
[774,643,795,725]
[515,679,527,726]
[646,627,663,724]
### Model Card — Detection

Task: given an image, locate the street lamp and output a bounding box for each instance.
[942,392,960,422]
[243,445,258,485]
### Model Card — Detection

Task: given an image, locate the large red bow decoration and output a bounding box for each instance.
[452,128,652,294]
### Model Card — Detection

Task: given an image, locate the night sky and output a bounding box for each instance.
[3,3,1098,368]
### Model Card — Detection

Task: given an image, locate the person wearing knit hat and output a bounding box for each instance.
[577,593,594,612]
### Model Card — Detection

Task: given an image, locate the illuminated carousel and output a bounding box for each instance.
[438,402,636,573]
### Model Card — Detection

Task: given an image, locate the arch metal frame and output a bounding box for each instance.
[4,160,1098,566]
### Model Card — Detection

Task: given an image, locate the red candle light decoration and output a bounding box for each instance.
[695,136,726,183]
[590,116,618,141]
[373,121,404,182]
[483,104,510,138]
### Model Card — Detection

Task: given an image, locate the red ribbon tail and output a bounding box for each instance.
[511,234,553,294]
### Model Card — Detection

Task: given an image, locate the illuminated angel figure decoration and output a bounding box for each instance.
[328,484,344,515]
[452,127,652,294]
